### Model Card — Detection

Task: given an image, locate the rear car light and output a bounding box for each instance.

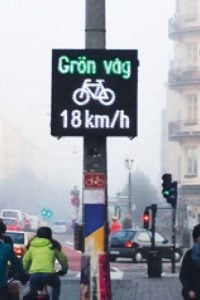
[124,240,134,248]
[14,246,24,257]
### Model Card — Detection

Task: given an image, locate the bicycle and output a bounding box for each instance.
[0,277,20,300]
[22,271,65,300]
[72,78,115,106]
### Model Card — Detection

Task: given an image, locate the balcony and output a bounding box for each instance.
[168,67,200,89]
[169,15,200,39]
[168,120,200,140]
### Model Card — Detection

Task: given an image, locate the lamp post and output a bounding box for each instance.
[124,158,134,216]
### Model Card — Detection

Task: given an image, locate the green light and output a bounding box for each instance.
[163,190,170,196]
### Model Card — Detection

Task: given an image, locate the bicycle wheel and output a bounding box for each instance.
[99,88,115,106]
[72,89,90,106]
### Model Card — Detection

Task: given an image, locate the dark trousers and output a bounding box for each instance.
[24,273,60,300]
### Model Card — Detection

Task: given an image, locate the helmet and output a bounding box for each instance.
[192,224,200,241]
[37,226,52,240]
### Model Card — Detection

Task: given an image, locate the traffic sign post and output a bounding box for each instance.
[50,0,138,298]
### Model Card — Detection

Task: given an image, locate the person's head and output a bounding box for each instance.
[36,226,52,240]
[192,224,200,242]
[0,221,6,236]
[112,216,118,222]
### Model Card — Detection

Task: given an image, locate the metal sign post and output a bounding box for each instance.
[50,1,138,298]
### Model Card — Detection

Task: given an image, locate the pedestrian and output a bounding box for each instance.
[122,214,133,229]
[179,223,200,300]
[110,216,122,234]
[0,222,27,300]
[22,226,68,300]
[0,218,13,247]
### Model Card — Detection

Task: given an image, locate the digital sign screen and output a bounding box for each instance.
[51,49,139,138]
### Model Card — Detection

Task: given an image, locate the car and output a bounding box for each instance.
[52,220,67,234]
[5,230,35,258]
[0,209,31,231]
[1,217,23,231]
[109,228,183,263]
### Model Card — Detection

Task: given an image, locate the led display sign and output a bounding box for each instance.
[51,49,139,137]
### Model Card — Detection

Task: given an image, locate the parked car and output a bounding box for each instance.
[5,231,35,258]
[109,228,183,263]
[0,209,31,231]
[52,220,67,234]
[1,217,23,231]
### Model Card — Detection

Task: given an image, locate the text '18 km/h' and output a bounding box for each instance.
[60,109,130,129]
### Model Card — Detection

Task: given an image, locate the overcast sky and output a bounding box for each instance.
[0,0,175,197]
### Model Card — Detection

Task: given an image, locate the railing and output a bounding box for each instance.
[169,14,200,38]
[168,120,200,140]
[168,67,200,88]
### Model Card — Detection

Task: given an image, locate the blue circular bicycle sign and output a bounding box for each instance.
[51,49,139,138]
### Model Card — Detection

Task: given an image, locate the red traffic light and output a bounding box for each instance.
[143,208,150,229]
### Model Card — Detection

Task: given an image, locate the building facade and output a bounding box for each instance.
[163,0,200,228]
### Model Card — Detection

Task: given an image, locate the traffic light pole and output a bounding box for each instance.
[81,1,111,299]
[171,206,176,273]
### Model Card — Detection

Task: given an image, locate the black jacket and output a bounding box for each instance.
[179,249,200,300]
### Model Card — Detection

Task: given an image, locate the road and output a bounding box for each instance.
[19,232,182,299]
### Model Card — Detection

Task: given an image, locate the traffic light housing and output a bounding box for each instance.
[167,181,177,208]
[162,173,172,199]
[161,174,177,208]
[74,223,84,252]
[143,207,150,229]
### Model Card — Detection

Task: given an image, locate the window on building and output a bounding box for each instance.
[186,95,198,123]
[185,147,198,176]
[184,0,197,20]
[176,0,180,13]
[184,43,197,67]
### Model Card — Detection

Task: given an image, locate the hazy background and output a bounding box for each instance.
[0,0,175,219]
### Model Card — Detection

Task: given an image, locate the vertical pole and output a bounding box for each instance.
[81,1,111,299]
[128,171,131,214]
[171,207,176,273]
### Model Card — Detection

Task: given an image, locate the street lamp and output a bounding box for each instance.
[124,158,134,215]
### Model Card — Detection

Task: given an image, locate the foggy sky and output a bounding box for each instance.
[0,0,175,203]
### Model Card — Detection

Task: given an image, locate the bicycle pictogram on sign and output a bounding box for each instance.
[84,173,105,188]
[72,79,116,106]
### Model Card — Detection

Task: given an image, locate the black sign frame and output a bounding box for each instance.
[51,49,139,138]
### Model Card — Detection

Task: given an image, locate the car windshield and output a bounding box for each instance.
[2,212,18,218]
[111,230,135,241]
[5,232,24,244]
[148,231,166,243]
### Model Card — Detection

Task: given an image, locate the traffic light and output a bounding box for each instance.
[74,222,84,252]
[162,173,172,199]
[84,135,105,172]
[143,207,150,229]
[41,208,53,218]
[161,174,177,208]
[167,181,177,208]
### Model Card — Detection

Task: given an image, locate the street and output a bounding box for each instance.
[19,233,184,299]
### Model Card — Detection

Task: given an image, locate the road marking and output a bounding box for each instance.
[75,266,124,280]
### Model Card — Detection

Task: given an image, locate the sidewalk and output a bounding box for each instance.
[59,273,183,300]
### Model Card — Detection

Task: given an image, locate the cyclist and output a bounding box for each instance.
[22,226,68,300]
[0,222,27,300]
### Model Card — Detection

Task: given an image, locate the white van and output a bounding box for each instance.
[0,209,25,223]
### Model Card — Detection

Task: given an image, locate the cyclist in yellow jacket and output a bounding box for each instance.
[23,226,68,300]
